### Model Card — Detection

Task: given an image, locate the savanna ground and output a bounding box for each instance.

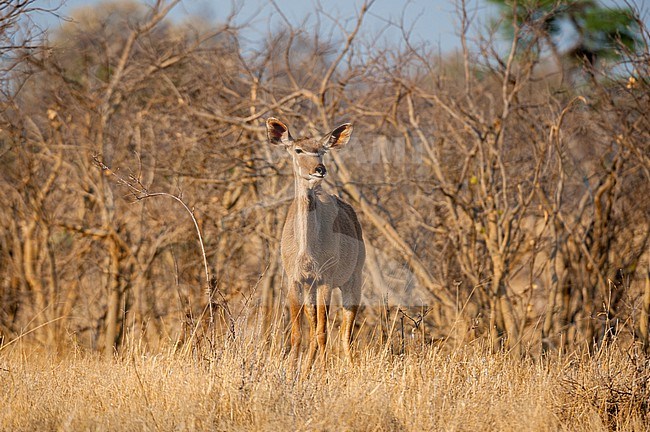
[2,0,650,430]
[2,329,650,431]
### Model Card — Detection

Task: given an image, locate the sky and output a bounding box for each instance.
[33,0,650,55]
[34,0,501,53]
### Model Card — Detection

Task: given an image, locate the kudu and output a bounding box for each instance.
[266,118,365,372]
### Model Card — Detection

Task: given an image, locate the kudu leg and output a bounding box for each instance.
[303,281,318,374]
[288,280,303,370]
[316,284,332,365]
[341,280,362,362]
[303,280,332,376]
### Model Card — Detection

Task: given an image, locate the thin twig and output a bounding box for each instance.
[92,155,235,339]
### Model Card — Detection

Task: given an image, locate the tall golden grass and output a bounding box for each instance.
[2,326,648,431]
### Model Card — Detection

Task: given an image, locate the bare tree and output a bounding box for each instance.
[1,0,647,358]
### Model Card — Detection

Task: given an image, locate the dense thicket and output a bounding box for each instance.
[1,0,648,357]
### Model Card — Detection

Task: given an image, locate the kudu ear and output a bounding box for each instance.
[266,118,293,146]
[323,123,353,150]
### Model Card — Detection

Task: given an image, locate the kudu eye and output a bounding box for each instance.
[295,148,303,154]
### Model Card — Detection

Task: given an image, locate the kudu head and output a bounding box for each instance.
[266,118,353,188]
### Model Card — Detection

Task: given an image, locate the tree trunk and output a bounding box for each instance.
[104,238,123,358]
[640,265,650,354]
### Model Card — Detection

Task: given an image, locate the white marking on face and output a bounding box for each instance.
[295,148,321,157]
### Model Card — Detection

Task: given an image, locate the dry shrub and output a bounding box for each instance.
[2,331,649,431]
[0,4,649,429]
[559,346,650,430]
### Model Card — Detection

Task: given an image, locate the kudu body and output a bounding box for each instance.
[266,118,365,371]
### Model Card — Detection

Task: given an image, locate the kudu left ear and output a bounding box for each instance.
[323,123,353,150]
[266,118,293,146]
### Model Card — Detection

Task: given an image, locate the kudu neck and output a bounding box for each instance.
[293,175,323,199]
[292,174,322,258]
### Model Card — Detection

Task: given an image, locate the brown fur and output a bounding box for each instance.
[266,118,365,374]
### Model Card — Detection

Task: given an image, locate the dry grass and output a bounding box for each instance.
[2,330,649,432]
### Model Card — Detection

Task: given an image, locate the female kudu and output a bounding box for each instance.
[266,118,365,372]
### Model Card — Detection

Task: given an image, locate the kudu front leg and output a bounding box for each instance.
[302,279,332,377]
[288,280,303,371]
[303,280,317,375]
[316,284,332,366]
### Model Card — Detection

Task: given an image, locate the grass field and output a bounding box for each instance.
[1,1,649,431]
[2,331,649,432]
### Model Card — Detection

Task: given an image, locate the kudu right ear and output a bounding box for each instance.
[266,118,293,146]
[323,123,353,150]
